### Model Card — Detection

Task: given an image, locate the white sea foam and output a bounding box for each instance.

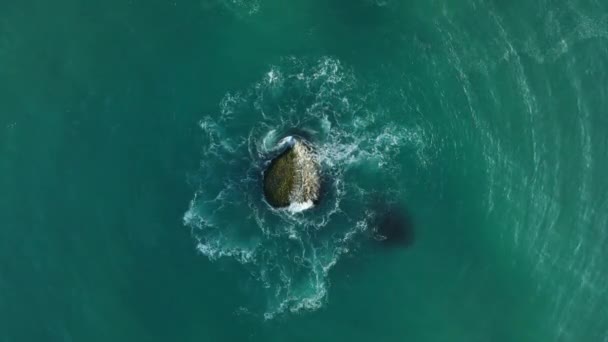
[287,200,315,213]
[184,56,431,318]
[219,0,260,15]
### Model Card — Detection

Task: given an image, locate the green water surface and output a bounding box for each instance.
[1,0,607,341]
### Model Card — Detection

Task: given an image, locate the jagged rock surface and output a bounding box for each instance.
[263,138,320,210]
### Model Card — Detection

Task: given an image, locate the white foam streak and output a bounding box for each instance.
[185,56,431,319]
[287,201,315,213]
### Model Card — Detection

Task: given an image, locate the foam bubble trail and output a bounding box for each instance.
[184,57,431,318]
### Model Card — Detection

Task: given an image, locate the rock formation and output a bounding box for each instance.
[263,136,320,211]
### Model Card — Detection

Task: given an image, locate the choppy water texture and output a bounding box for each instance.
[1,0,608,341]
[184,57,430,318]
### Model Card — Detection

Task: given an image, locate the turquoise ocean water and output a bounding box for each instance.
[1,0,608,340]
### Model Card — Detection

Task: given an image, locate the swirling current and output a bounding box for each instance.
[184,57,431,318]
[2,0,608,340]
[184,0,608,339]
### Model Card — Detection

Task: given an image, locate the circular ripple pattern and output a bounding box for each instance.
[184,57,431,318]
[186,0,608,337]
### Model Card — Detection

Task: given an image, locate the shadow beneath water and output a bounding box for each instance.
[370,198,415,248]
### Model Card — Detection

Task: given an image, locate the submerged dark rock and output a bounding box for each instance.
[263,137,320,211]
[368,195,415,248]
[376,208,415,247]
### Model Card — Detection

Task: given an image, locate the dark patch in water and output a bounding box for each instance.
[376,207,415,247]
[369,197,415,248]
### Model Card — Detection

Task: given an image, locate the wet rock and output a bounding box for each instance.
[263,137,320,211]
